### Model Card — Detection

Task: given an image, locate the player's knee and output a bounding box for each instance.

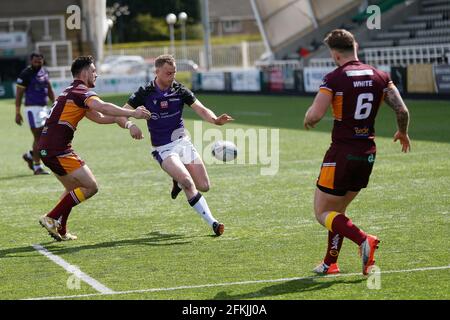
[85,183,99,198]
[197,180,210,192]
[179,176,195,191]
[314,211,326,225]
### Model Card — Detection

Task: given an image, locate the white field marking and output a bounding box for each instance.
[32,244,115,294]
[24,264,450,300]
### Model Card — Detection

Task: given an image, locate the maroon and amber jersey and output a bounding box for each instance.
[38,80,99,156]
[319,60,392,152]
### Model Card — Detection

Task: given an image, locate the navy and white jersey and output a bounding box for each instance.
[127,80,196,146]
[16,66,50,106]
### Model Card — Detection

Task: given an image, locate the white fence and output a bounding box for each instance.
[363,44,450,66]
[308,44,450,67]
[109,41,266,69]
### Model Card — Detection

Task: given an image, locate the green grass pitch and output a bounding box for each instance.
[0,93,448,300]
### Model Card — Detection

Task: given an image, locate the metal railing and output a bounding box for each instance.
[0,15,66,41]
[308,44,450,67]
[109,41,266,69]
[363,43,450,66]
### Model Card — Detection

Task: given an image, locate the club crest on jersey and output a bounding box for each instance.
[160,100,168,108]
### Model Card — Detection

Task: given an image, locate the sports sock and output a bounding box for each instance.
[324,231,344,266]
[26,150,33,159]
[324,211,367,246]
[33,163,42,170]
[47,188,86,234]
[188,192,216,226]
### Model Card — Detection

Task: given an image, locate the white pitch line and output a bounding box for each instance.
[24,264,450,300]
[32,244,115,295]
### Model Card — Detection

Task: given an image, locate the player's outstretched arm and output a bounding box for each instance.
[85,109,144,140]
[87,98,151,120]
[384,84,411,153]
[190,99,234,125]
[304,91,332,130]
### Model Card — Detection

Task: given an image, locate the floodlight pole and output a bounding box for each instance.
[166,13,177,56]
[179,12,188,60]
[201,0,212,70]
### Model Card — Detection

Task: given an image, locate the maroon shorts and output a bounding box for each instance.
[41,151,85,176]
[317,146,376,196]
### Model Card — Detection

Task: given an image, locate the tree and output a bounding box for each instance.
[106,0,201,42]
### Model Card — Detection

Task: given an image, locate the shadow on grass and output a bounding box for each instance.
[0,231,192,258]
[213,277,366,299]
[0,174,35,181]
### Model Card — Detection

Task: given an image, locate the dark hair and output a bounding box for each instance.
[154,54,175,68]
[323,29,355,53]
[71,55,94,77]
[30,52,44,60]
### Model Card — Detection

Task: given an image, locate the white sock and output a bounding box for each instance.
[26,151,33,159]
[33,164,42,170]
[188,193,217,227]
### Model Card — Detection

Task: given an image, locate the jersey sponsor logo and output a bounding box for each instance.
[354,126,370,137]
[150,113,160,120]
[329,249,339,257]
[160,100,168,108]
[346,153,375,164]
[160,110,181,119]
[331,234,341,250]
[345,69,374,77]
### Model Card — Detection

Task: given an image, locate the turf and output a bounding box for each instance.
[0,94,448,300]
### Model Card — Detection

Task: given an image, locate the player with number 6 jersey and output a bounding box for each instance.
[303,29,410,276]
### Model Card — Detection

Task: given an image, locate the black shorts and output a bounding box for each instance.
[316,146,376,196]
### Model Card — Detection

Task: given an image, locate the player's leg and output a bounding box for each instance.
[185,157,210,193]
[314,188,366,244]
[161,155,223,235]
[39,153,96,240]
[30,127,49,174]
[23,107,49,174]
[314,187,378,274]
[170,139,210,198]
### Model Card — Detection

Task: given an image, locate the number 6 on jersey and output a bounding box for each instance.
[354,93,373,120]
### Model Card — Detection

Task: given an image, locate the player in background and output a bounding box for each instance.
[38,56,150,241]
[15,52,55,175]
[303,29,410,275]
[125,54,234,236]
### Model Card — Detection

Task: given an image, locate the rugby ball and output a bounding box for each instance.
[211,140,237,162]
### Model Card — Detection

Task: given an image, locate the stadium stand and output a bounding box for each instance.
[305,0,450,67]
[362,0,450,49]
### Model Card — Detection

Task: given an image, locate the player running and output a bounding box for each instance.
[303,29,411,275]
[38,56,150,241]
[125,54,234,236]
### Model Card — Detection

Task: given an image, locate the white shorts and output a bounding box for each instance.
[25,106,49,129]
[151,137,200,165]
